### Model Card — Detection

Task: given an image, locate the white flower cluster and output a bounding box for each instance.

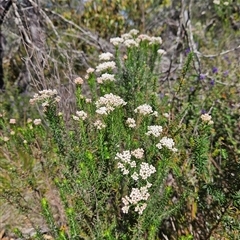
[99,52,114,61]
[126,118,136,128]
[95,93,127,115]
[97,73,115,84]
[121,182,152,214]
[146,125,163,137]
[85,68,95,79]
[137,34,152,42]
[72,110,87,121]
[152,111,159,117]
[115,149,156,214]
[131,148,144,159]
[110,30,164,51]
[116,150,132,164]
[110,37,124,46]
[201,113,214,125]
[29,89,60,111]
[139,162,156,180]
[137,35,163,45]
[93,119,106,130]
[157,49,167,55]
[116,150,134,175]
[134,104,153,116]
[121,33,132,40]
[129,29,139,36]
[74,77,84,85]
[86,67,95,74]
[149,36,163,45]
[124,39,139,48]
[156,136,177,152]
[33,119,42,125]
[9,119,16,124]
[96,61,116,73]
[163,112,170,118]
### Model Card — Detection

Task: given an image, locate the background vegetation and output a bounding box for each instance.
[0,0,240,239]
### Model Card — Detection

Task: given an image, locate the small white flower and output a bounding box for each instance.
[33,119,42,125]
[96,61,116,73]
[93,120,106,130]
[29,89,60,105]
[96,106,109,115]
[99,52,114,61]
[73,115,80,121]
[208,120,214,125]
[135,203,147,215]
[131,148,144,159]
[85,98,92,103]
[122,197,129,206]
[95,93,127,109]
[129,160,136,168]
[156,136,176,151]
[55,96,61,103]
[152,111,159,117]
[124,39,139,48]
[156,143,162,149]
[146,125,163,137]
[3,136,9,142]
[76,110,87,120]
[117,162,125,170]
[97,73,115,84]
[163,112,170,118]
[201,113,212,122]
[74,77,84,85]
[115,150,131,163]
[134,104,153,115]
[150,36,162,45]
[86,67,95,74]
[9,119,16,124]
[129,188,143,204]
[137,34,151,42]
[122,205,130,214]
[123,169,129,175]
[139,162,156,180]
[110,37,124,46]
[129,29,139,36]
[157,49,166,55]
[213,0,220,4]
[42,102,49,108]
[121,33,133,40]
[131,172,139,181]
[172,147,178,152]
[27,118,32,123]
[126,118,136,128]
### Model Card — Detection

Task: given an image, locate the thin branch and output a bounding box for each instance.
[12,0,32,45]
[0,0,12,25]
[43,7,114,52]
[27,0,59,39]
[195,44,240,58]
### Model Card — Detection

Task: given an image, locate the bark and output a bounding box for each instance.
[0,0,12,89]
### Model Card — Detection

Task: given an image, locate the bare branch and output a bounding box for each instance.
[195,44,240,58]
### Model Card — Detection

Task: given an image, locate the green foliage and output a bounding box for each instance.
[1,5,240,237]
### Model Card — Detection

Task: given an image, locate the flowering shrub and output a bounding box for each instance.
[0,28,239,240]
[20,30,181,238]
